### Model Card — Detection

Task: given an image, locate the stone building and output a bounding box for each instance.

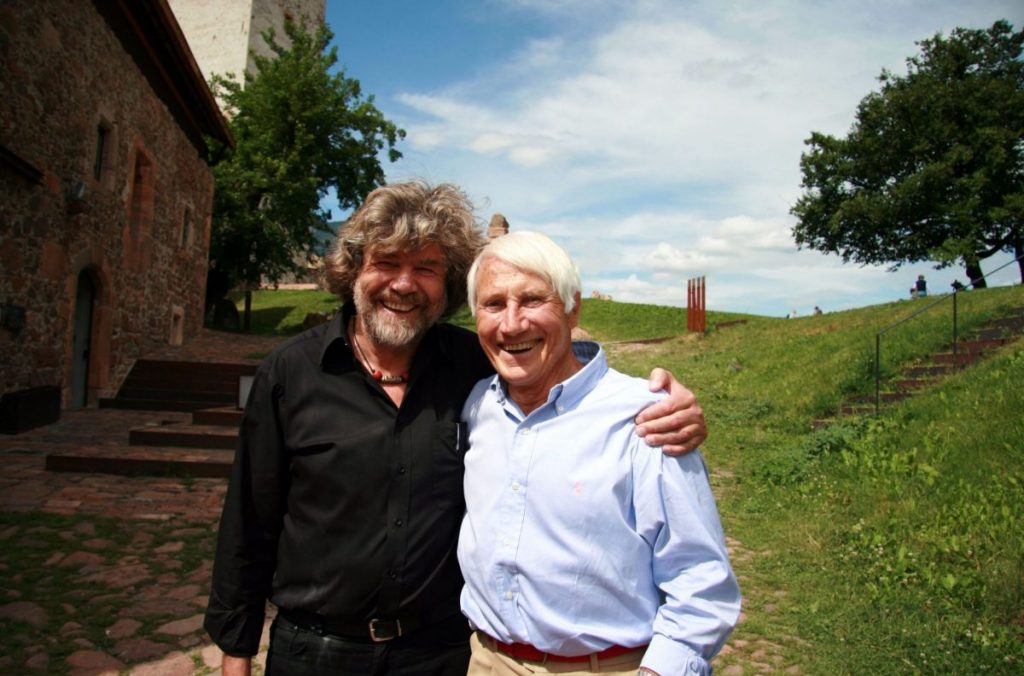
[168,0,326,89]
[487,213,510,240]
[0,0,232,428]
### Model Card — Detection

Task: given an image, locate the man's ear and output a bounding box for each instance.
[568,292,582,329]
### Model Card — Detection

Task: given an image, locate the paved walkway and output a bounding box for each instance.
[0,329,285,675]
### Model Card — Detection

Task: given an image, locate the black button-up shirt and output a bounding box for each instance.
[204,306,493,655]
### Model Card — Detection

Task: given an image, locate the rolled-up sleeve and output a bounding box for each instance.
[633,446,742,676]
[203,364,289,656]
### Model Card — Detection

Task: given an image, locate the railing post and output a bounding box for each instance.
[875,333,881,416]
[952,291,958,365]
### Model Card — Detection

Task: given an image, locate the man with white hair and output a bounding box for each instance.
[458,231,740,676]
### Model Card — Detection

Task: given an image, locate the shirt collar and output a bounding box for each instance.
[487,340,607,415]
[319,303,355,370]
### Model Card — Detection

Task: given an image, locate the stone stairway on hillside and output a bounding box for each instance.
[826,308,1024,422]
[47,360,252,477]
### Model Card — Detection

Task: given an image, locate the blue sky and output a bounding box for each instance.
[322,0,1023,317]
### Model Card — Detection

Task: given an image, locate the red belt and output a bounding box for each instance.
[487,634,644,663]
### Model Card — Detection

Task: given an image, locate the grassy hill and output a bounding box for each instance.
[605,285,1024,674]
[235,286,1024,672]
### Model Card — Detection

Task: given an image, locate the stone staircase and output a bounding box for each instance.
[99,359,256,411]
[47,360,253,477]
[827,309,1023,421]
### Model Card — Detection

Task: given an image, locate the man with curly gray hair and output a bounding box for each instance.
[205,181,708,676]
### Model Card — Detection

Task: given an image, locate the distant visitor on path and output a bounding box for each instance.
[951,279,967,292]
[458,231,741,676]
[813,305,823,316]
[916,274,928,298]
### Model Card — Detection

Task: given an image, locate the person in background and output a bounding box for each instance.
[916,274,928,298]
[204,182,711,676]
[458,231,740,676]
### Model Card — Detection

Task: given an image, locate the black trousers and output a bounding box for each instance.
[266,614,472,676]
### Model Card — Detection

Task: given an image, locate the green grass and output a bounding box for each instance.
[228,288,340,335]
[604,284,1024,674]
[578,298,758,342]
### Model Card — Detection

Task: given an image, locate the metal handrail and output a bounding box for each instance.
[874,254,1023,415]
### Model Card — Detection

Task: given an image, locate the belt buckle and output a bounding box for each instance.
[368,618,401,642]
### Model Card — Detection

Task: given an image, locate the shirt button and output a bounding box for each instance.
[397,465,406,474]
[394,519,403,527]
[389,570,398,580]
[511,481,521,492]
[505,591,513,600]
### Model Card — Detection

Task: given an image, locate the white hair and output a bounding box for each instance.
[467,231,581,315]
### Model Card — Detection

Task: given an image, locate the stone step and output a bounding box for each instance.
[930,352,984,366]
[116,387,237,404]
[949,338,1010,353]
[988,315,1024,331]
[892,378,933,391]
[98,397,228,412]
[127,359,258,377]
[839,404,876,416]
[122,372,246,390]
[45,445,234,478]
[852,392,912,404]
[192,406,244,427]
[103,360,257,412]
[129,423,238,450]
[973,327,1019,342]
[902,364,956,378]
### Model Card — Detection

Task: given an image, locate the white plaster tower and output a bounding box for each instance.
[168,0,326,87]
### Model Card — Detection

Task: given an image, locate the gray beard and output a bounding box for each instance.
[353,286,443,348]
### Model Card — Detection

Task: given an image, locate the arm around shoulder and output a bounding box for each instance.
[635,368,707,455]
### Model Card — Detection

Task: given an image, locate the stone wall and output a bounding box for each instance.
[0,0,217,407]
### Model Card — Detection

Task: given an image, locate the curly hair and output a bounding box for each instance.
[324,181,486,319]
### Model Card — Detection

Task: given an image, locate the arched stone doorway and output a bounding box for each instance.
[70,270,96,408]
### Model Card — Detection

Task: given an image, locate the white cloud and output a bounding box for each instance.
[375,0,1023,316]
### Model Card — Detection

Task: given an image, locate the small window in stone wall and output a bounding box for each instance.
[180,205,192,247]
[93,123,109,181]
[170,306,185,346]
[128,151,154,236]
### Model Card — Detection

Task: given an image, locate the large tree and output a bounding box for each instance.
[791,20,1024,287]
[207,20,404,320]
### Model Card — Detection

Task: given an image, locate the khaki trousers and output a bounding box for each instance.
[467,632,643,676]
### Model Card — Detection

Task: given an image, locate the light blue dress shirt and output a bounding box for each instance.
[458,342,741,676]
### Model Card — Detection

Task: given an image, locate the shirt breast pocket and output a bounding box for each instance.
[420,421,467,512]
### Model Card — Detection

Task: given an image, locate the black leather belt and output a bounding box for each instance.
[279,600,461,643]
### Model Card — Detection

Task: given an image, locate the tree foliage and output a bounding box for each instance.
[791,20,1024,286]
[208,21,405,292]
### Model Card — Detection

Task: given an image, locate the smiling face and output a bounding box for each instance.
[354,243,447,348]
[474,258,581,412]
